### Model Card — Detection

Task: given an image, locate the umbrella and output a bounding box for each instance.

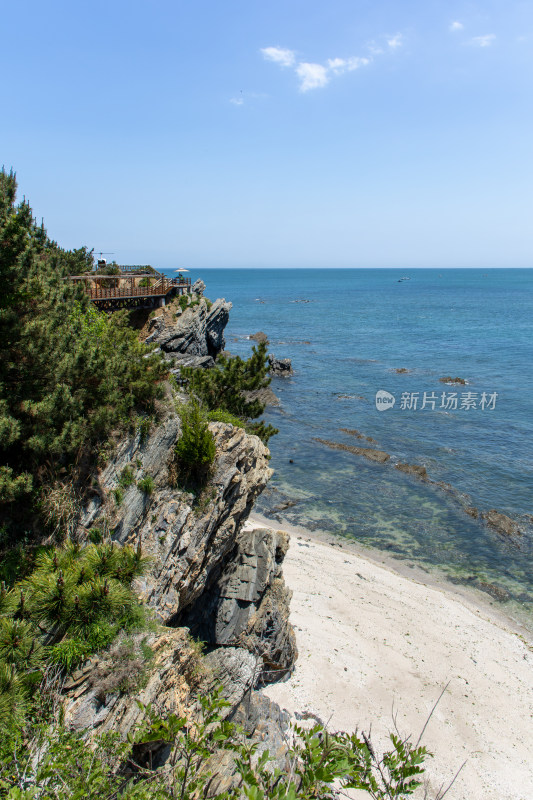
[174,269,189,272]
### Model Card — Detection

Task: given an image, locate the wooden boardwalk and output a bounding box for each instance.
[70,269,192,311]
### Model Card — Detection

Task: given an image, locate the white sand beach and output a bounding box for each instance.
[248,514,533,800]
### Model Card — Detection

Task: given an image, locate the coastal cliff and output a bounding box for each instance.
[145,295,232,368]
[61,298,297,780]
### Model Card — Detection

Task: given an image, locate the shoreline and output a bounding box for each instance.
[249,511,532,640]
[247,512,533,800]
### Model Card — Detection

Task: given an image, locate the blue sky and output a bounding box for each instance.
[2,0,532,268]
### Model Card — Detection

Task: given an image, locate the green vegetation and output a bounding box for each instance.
[0,169,430,800]
[174,401,217,486]
[119,466,136,489]
[0,169,167,536]
[181,341,278,444]
[113,486,124,506]
[137,475,155,495]
[0,539,150,725]
[0,687,429,800]
[206,409,246,428]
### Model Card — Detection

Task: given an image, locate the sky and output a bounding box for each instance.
[2,0,532,268]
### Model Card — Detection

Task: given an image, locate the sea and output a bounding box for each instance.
[163,268,533,628]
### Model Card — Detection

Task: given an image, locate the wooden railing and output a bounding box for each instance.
[87,276,190,300]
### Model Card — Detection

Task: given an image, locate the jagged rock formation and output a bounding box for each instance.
[79,411,295,679]
[268,354,294,377]
[145,297,231,359]
[63,627,289,785]
[192,278,206,295]
[72,408,296,786]
[178,527,297,683]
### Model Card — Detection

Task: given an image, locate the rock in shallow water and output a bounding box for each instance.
[268,354,294,377]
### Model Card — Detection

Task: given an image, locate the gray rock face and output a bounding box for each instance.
[70,411,297,786]
[192,278,206,295]
[146,298,231,358]
[178,527,297,683]
[78,415,296,681]
[268,354,294,377]
[169,354,215,370]
[80,415,278,625]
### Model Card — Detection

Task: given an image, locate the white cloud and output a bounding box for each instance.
[327,56,370,75]
[296,62,329,91]
[470,34,496,47]
[260,46,296,67]
[261,36,393,92]
[387,34,403,49]
[230,97,244,106]
[450,21,464,32]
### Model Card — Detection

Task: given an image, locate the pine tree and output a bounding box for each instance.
[181,341,278,442]
[0,169,167,531]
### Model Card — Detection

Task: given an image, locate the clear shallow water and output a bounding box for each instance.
[165,268,533,625]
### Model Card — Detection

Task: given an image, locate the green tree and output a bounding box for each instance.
[0,169,167,531]
[175,401,217,486]
[181,342,278,443]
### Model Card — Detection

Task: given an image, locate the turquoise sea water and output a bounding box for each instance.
[165,268,533,625]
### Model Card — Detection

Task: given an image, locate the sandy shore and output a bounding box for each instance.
[247,514,533,800]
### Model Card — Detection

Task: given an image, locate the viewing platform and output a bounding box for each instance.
[69,265,192,311]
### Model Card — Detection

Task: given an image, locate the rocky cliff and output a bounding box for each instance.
[146,297,232,368]
[70,397,296,779]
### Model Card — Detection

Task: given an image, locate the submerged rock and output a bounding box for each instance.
[476,581,511,602]
[465,506,479,519]
[314,438,390,464]
[340,428,378,444]
[395,463,429,480]
[250,331,269,344]
[483,509,522,538]
[439,376,467,385]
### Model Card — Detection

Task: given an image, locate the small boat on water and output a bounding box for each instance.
[397,276,411,282]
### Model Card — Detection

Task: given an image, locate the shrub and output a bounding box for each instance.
[137,475,154,495]
[174,401,216,487]
[246,420,279,444]
[181,341,278,443]
[206,409,245,428]
[178,294,189,312]
[88,528,102,544]
[113,487,124,506]
[0,689,426,800]
[39,481,80,538]
[138,417,152,443]
[0,540,150,728]
[118,466,135,489]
